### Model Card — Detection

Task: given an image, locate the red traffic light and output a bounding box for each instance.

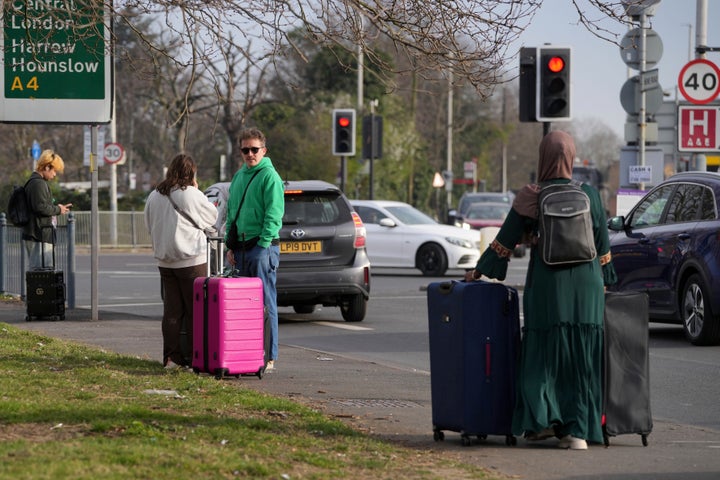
[547,56,565,73]
[337,117,351,127]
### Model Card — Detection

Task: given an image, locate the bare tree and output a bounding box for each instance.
[7,1,631,95]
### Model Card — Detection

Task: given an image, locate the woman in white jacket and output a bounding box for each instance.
[145,154,218,369]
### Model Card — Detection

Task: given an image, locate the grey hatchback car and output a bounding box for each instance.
[206,180,371,322]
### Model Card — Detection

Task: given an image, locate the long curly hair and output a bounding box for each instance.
[156,153,196,195]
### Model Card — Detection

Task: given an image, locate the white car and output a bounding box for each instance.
[350,200,480,276]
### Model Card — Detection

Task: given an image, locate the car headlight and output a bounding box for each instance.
[445,236,474,249]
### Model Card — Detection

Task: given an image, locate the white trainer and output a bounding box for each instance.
[558,435,588,450]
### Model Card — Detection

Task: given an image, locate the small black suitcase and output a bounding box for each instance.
[25,235,66,322]
[26,269,66,321]
[602,290,652,446]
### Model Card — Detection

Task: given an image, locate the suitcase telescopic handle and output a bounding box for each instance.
[39,225,57,269]
[206,236,224,277]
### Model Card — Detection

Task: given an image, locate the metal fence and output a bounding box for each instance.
[0,210,151,302]
[59,211,152,248]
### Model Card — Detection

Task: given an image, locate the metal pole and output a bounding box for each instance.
[67,212,76,309]
[501,87,507,193]
[693,0,708,171]
[340,155,346,193]
[90,125,99,321]
[110,117,118,246]
[0,214,6,295]
[638,12,647,190]
[446,68,453,212]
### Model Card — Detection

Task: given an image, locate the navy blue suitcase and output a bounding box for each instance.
[427,280,520,446]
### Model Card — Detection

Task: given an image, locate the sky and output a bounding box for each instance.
[511,0,720,138]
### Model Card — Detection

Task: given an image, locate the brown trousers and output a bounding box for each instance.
[159,263,207,365]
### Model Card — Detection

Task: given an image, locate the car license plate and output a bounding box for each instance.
[280,241,322,254]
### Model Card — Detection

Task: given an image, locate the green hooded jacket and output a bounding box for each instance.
[225,157,284,248]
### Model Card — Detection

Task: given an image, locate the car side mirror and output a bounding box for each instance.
[379,218,396,228]
[607,216,625,231]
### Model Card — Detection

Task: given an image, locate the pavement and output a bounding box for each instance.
[2,300,720,479]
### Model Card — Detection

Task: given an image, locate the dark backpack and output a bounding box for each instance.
[537,180,596,266]
[7,179,31,227]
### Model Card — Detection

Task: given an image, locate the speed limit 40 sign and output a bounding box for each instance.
[678,59,720,105]
[104,142,125,165]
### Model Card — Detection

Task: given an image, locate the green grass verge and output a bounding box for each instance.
[0,323,499,479]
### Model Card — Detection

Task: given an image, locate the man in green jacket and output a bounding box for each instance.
[23,150,72,270]
[225,128,284,371]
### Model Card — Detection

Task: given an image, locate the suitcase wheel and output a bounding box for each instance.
[461,434,472,446]
[505,435,517,446]
[641,434,649,447]
[432,429,444,442]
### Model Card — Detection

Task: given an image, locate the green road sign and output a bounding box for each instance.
[0,1,112,123]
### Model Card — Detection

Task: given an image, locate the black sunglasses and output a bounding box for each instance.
[241,146,263,155]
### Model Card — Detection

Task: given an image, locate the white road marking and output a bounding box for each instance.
[312,321,373,331]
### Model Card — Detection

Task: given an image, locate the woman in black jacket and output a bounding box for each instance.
[22,150,72,270]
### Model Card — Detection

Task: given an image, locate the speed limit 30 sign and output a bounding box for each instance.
[104,142,125,165]
[678,59,720,105]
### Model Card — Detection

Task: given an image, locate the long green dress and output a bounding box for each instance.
[474,179,617,444]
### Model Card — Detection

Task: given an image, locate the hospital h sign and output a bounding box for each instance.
[678,105,720,153]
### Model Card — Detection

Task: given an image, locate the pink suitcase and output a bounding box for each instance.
[192,276,268,379]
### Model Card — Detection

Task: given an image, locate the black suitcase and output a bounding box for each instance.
[602,291,652,446]
[25,234,66,322]
[427,280,521,446]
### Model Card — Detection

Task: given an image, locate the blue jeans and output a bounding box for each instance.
[233,245,280,361]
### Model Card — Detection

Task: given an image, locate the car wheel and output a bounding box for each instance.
[293,305,315,314]
[340,295,366,322]
[681,274,720,345]
[416,243,448,276]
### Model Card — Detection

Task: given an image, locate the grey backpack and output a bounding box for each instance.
[537,180,596,266]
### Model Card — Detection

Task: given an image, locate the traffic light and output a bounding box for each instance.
[536,46,571,121]
[518,47,537,122]
[332,109,356,156]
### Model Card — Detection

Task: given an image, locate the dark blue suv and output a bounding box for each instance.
[608,171,720,345]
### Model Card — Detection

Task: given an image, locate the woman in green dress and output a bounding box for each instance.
[465,130,617,450]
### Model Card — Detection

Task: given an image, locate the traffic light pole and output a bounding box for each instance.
[340,156,347,193]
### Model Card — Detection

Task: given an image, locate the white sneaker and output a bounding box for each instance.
[265,360,275,372]
[164,360,182,370]
[557,435,588,450]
